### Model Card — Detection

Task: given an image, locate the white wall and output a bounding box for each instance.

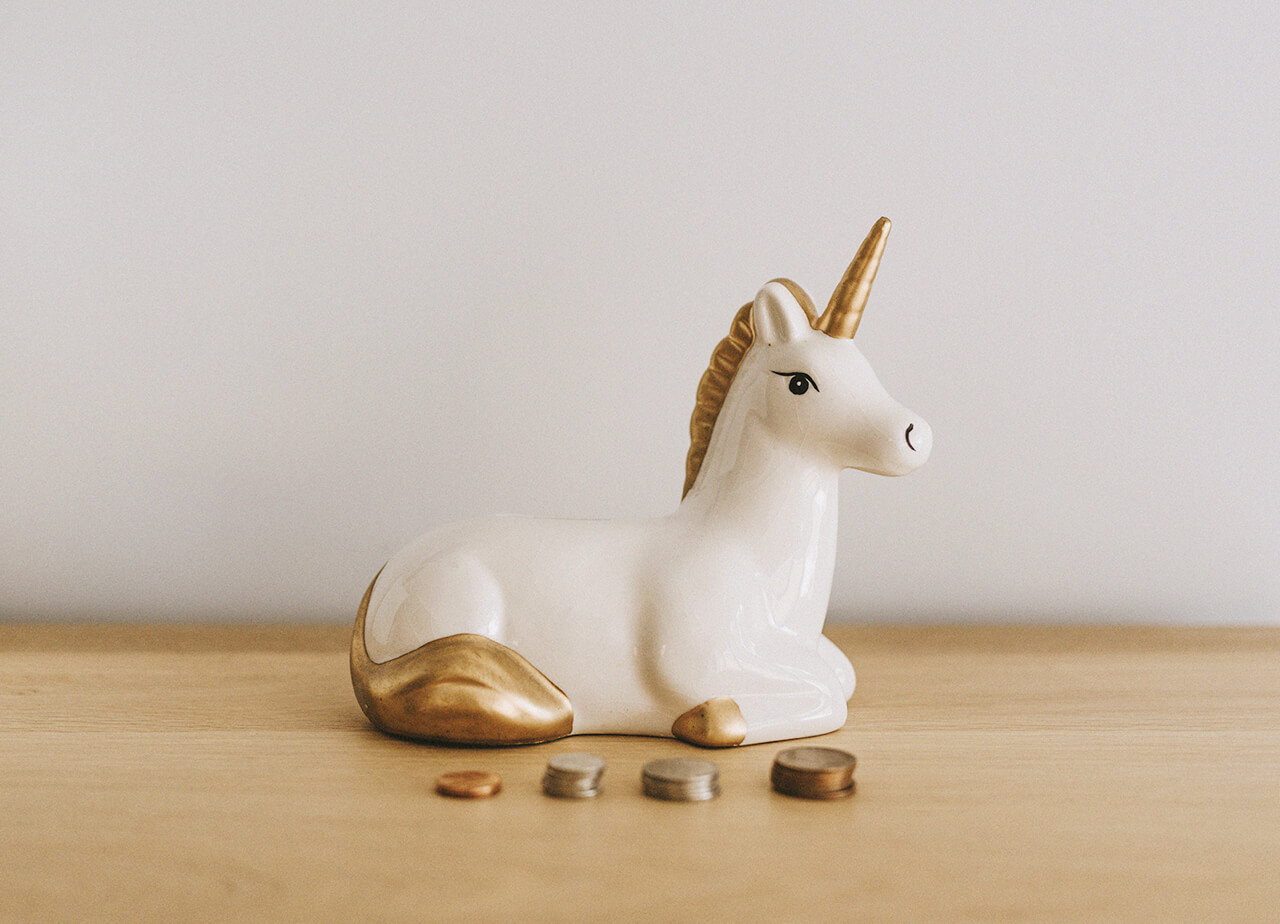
[3,2,1277,623]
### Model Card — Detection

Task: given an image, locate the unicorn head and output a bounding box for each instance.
[684,218,931,495]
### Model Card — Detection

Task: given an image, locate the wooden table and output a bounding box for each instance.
[2,623,1276,922]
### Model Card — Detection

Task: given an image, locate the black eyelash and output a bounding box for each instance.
[771,371,819,394]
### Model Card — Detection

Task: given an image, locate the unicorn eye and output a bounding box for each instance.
[772,371,819,395]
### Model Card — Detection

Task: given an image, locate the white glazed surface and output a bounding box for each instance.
[364,282,930,745]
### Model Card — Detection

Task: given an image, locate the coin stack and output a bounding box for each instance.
[770,746,857,799]
[542,752,606,798]
[641,757,721,801]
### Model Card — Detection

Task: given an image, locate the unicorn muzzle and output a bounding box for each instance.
[862,413,931,475]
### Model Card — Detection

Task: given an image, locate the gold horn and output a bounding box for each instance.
[815,217,891,339]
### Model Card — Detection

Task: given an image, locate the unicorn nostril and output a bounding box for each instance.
[902,419,932,462]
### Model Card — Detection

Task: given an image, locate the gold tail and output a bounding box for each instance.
[350,570,574,746]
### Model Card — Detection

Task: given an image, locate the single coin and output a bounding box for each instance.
[771,746,856,799]
[543,752,606,798]
[546,752,606,777]
[641,757,720,802]
[435,770,502,799]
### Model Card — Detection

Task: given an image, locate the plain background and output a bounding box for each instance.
[3,3,1277,624]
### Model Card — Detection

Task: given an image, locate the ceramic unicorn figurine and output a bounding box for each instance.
[351,218,931,747]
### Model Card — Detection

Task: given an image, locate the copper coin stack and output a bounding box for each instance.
[641,757,720,801]
[770,747,856,799]
[542,752,606,798]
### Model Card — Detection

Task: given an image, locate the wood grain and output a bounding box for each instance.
[2,624,1277,922]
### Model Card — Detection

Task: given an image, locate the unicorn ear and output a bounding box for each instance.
[752,281,813,345]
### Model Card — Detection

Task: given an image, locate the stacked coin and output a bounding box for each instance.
[435,770,503,799]
[542,752,606,798]
[770,747,856,799]
[641,757,720,801]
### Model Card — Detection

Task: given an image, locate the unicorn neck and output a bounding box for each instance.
[682,419,840,539]
[678,403,841,630]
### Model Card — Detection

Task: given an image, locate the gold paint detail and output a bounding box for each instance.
[350,573,574,746]
[683,301,754,498]
[815,216,891,340]
[682,279,818,498]
[671,697,747,747]
[770,277,818,319]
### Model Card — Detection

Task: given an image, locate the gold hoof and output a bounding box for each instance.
[672,697,746,748]
[350,572,574,746]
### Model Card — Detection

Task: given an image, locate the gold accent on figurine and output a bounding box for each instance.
[683,300,755,498]
[815,216,890,340]
[683,218,891,497]
[350,573,574,745]
[671,697,747,747]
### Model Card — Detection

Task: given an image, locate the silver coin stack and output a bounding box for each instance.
[641,757,721,802]
[542,752,606,798]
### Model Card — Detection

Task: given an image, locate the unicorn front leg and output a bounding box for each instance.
[646,609,850,747]
[665,654,849,747]
[818,633,856,700]
[724,679,848,747]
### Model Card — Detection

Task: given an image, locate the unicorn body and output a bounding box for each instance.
[351,219,930,747]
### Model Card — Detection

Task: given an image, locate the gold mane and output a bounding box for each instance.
[682,279,817,497]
